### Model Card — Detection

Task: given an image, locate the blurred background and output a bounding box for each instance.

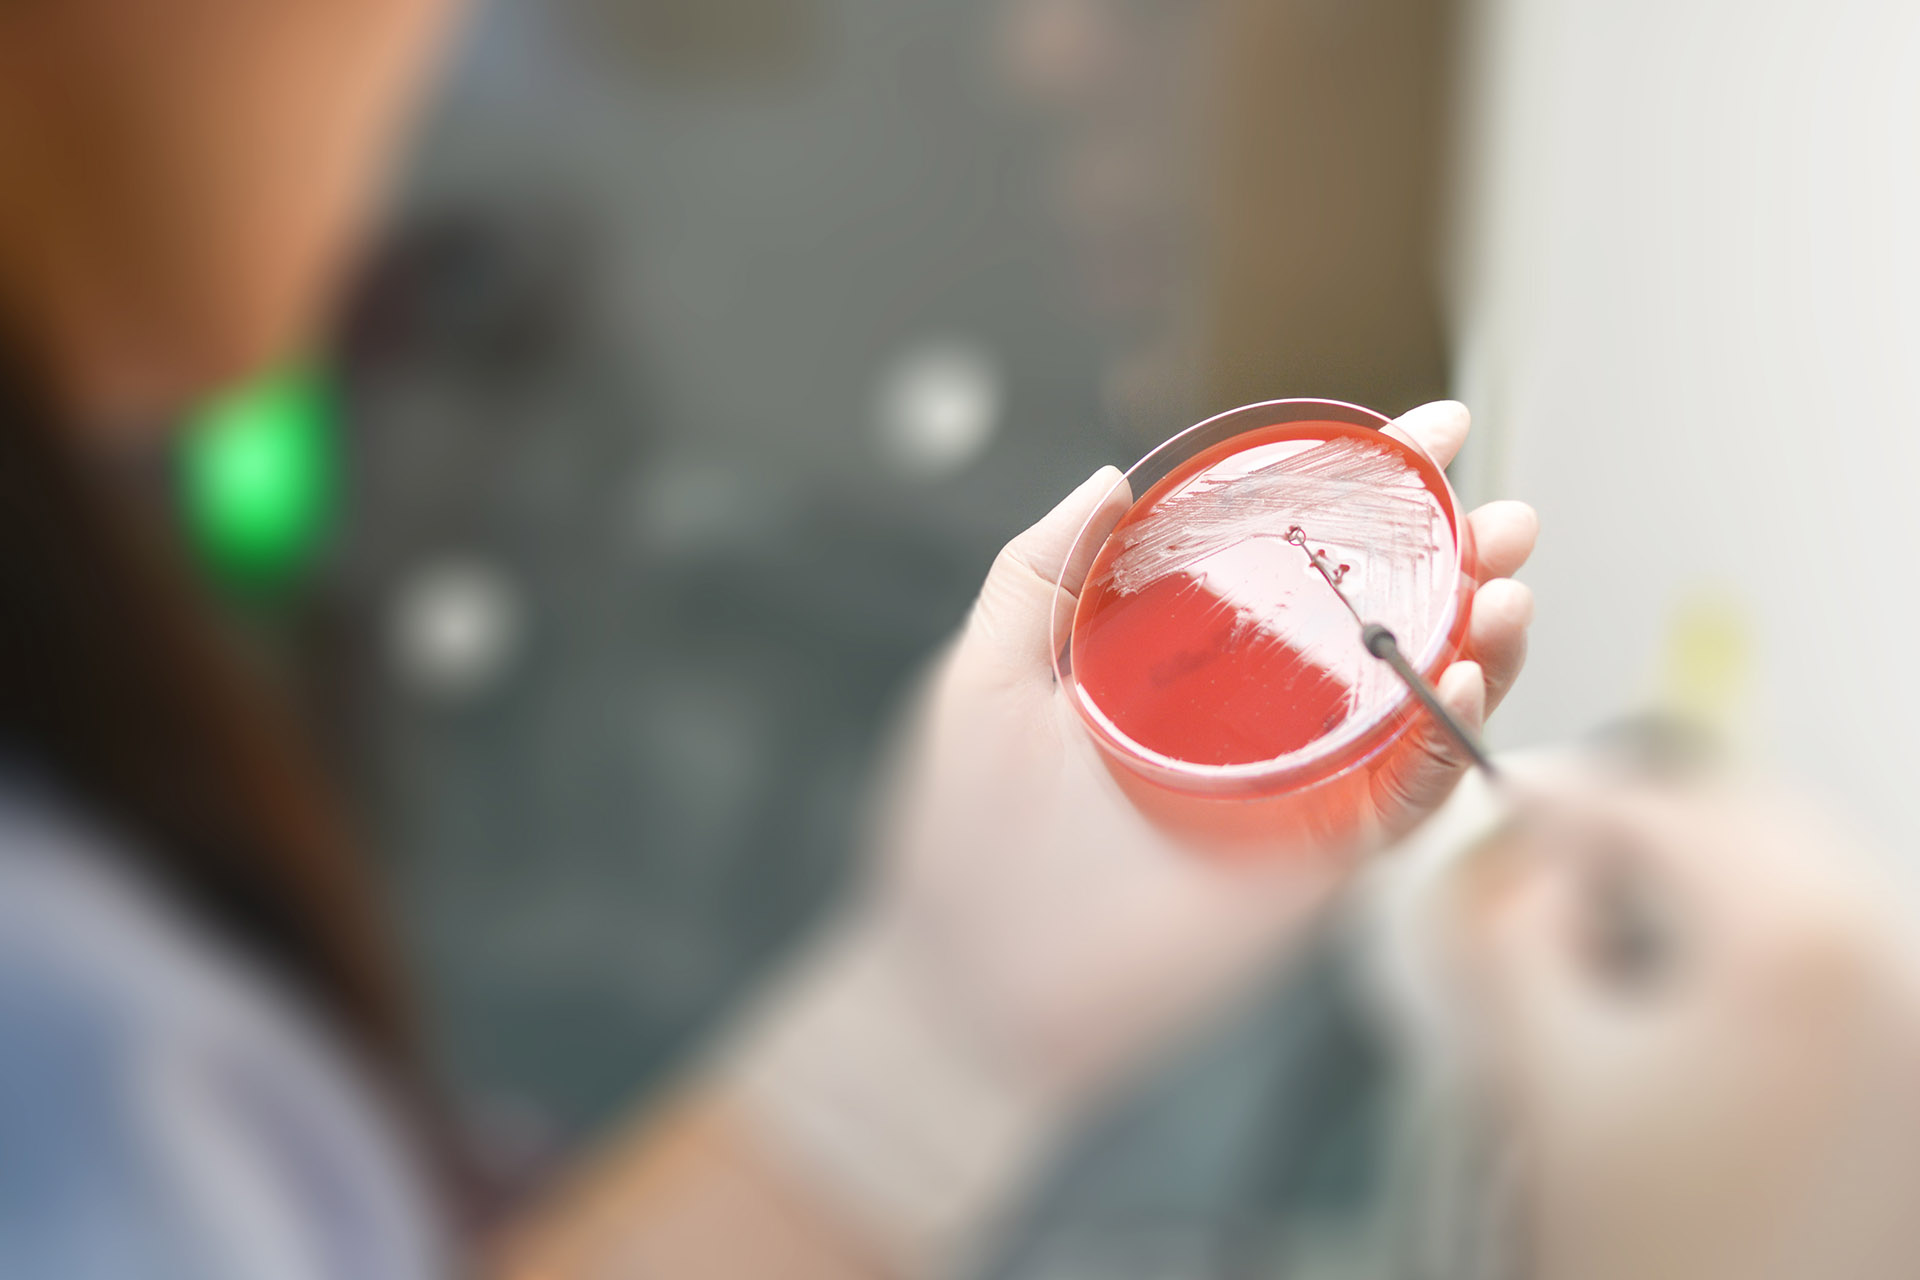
[163,0,1920,1274]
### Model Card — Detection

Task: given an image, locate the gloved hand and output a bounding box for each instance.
[1444,766,1920,1280]
[730,401,1538,1273]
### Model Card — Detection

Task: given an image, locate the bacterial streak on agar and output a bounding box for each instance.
[1097,436,1445,711]
[1102,435,1436,594]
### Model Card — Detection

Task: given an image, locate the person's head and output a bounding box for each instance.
[0,0,457,426]
[0,2,471,1170]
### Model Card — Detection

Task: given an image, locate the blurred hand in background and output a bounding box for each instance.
[1450,765,1920,1280]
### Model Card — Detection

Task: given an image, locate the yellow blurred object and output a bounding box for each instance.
[1658,591,1751,739]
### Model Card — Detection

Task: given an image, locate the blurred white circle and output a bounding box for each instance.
[872,336,1003,480]
[390,558,524,700]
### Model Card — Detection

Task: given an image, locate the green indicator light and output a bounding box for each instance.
[178,362,337,590]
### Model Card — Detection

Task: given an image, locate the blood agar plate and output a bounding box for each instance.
[1054,399,1474,851]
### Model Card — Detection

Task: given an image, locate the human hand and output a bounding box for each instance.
[728,402,1536,1272]
[870,399,1539,1098]
[1448,766,1920,1280]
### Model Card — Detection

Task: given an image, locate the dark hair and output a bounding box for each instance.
[0,347,427,1114]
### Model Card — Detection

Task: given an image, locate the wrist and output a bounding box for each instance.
[719,914,1071,1276]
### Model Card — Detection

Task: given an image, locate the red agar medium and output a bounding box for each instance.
[1062,407,1470,848]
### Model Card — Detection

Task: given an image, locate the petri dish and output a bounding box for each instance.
[1053,399,1475,852]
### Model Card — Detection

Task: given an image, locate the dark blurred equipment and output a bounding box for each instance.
[567,0,821,81]
[343,206,593,383]
[322,192,1030,1155]
[998,0,1458,445]
[1201,0,1457,419]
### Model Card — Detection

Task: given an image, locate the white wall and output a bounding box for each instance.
[1453,0,1920,849]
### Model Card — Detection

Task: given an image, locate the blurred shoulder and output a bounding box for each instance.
[0,776,451,1280]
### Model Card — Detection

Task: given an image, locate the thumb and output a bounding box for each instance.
[964,466,1131,687]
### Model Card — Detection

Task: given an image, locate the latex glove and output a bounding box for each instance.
[731,402,1537,1272]
[873,400,1536,1091]
[1451,767,1920,1280]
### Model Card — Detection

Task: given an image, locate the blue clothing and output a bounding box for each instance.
[0,787,449,1279]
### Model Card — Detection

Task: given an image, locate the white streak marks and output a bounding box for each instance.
[1105,437,1435,595]
[1097,434,1450,710]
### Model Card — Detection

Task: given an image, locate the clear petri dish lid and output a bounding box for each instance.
[1053,399,1471,794]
